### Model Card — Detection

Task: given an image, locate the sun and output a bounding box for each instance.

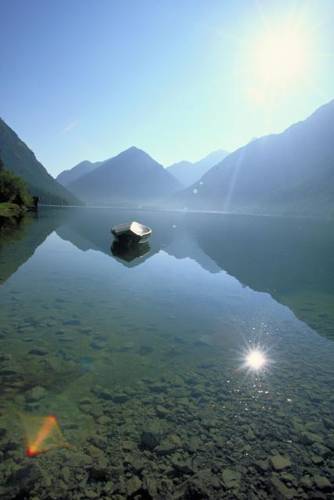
[241,17,316,104]
[252,26,309,87]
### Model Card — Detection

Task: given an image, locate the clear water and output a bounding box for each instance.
[0,207,333,499]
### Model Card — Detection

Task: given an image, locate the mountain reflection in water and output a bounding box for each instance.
[53,207,334,341]
[1,207,333,340]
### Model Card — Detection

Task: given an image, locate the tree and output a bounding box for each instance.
[0,169,33,206]
[0,151,4,172]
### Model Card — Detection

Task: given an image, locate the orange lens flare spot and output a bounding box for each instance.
[20,414,69,457]
[26,446,39,457]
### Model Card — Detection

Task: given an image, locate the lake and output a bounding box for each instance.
[0,207,333,499]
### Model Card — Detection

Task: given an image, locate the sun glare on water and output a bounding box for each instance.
[245,349,267,371]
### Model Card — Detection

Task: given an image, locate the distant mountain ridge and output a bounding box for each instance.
[172,100,334,215]
[0,118,81,205]
[56,160,102,187]
[67,146,181,205]
[167,149,228,187]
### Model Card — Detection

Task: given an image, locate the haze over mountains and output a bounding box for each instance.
[56,160,102,187]
[65,147,181,205]
[173,99,334,215]
[167,149,228,187]
[0,118,80,205]
[57,148,229,206]
[1,99,334,214]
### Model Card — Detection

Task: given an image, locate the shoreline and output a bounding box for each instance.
[38,203,334,221]
[0,202,27,219]
[0,202,37,227]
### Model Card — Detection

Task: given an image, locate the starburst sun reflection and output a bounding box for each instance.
[245,349,267,371]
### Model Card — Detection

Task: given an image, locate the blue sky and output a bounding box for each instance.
[1,0,333,176]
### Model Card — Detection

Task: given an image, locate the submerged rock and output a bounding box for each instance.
[222,468,241,490]
[180,477,210,499]
[186,436,202,453]
[143,476,158,498]
[112,393,129,404]
[97,415,112,426]
[126,475,142,496]
[300,475,313,489]
[311,442,331,457]
[156,404,170,418]
[301,431,324,445]
[254,459,269,473]
[156,434,182,456]
[25,385,47,402]
[313,475,332,491]
[270,476,297,499]
[28,347,48,356]
[169,453,193,475]
[89,465,110,482]
[7,463,42,495]
[140,430,161,451]
[311,454,323,465]
[270,454,291,471]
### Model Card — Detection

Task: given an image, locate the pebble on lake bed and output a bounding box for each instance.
[270,454,292,471]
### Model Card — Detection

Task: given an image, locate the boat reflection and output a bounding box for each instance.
[111,239,151,265]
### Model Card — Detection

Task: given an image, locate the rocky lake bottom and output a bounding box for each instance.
[0,208,333,499]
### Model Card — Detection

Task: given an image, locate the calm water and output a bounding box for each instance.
[0,207,334,499]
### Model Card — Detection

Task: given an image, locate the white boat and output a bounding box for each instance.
[111,221,152,243]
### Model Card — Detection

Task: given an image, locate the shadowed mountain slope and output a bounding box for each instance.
[0,118,81,205]
[173,100,334,215]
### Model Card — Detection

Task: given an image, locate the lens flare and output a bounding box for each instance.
[245,349,267,371]
[20,414,70,457]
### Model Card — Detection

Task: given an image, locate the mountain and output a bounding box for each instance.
[56,160,102,187]
[167,161,193,185]
[0,118,81,205]
[167,149,228,187]
[67,146,181,205]
[173,100,334,215]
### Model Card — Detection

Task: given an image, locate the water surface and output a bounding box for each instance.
[0,208,333,499]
